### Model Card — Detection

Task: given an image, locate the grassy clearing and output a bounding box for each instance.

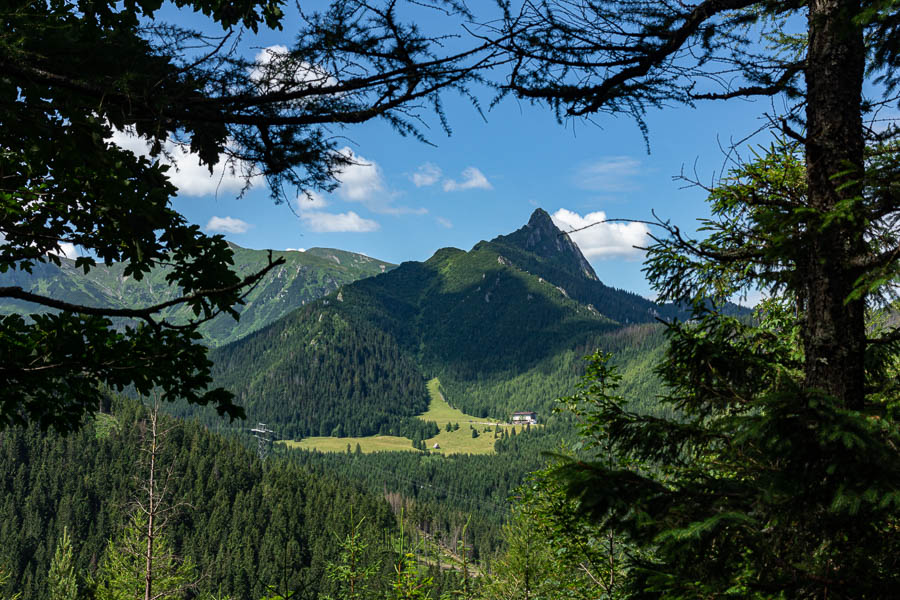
[280,435,419,453]
[420,379,476,425]
[422,425,499,455]
[421,379,511,455]
[281,378,529,455]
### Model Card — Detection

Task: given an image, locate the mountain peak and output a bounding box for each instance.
[490,209,599,282]
[526,208,556,230]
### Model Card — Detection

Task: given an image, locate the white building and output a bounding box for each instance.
[511,411,537,425]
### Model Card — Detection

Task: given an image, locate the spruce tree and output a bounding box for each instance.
[554,143,900,596]
[47,527,79,600]
[0,567,19,600]
[389,532,434,600]
[496,1,900,596]
[93,513,199,600]
[486,461,629,600]
[321,518,380,600]
[92,399,201,600]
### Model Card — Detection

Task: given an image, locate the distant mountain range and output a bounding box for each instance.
[4,209,746,439]
[0,244,393,346]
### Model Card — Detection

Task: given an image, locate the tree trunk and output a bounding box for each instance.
[803,0,867,409]
[145,405,159,600]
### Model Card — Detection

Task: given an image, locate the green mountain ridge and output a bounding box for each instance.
[206,209,685,437]
[0,244,394,346]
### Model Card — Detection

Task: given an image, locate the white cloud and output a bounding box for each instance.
[332,147,426,215]
[436,217,453,229]
[109,128,154,157]
[108,129,247,197]
[7,231,79,260]
[299,210,379,233]
[443,167,492,192]
[296,190,329,211]
[285,247,306,252]
[206,216,251,234]
[250,45,289,87]
[551,208,648,259]
[574,156,642,192]
[166,150,247,197]
[336,148,385,203]
[411,163,442,187]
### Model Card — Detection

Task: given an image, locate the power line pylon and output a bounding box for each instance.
[250,422,275,461]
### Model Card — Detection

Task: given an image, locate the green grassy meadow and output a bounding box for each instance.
[281,435,419,453]
[419,379,517,455]
[281,378,531,455]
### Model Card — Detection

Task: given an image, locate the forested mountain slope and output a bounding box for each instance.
[0,244,393,346]
[0,399,397,599]
[208,309,436,440]
[286,416,585,562]
[206,209,689,435]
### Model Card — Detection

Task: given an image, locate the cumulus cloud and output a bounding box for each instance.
[206,216,251,234]
[573,156,642,192]
[436,217,453,229]
[299,210,379,233]
[295,190,329,211]
[108,129,247,197]
[336,148,385,203]
[109,128,154,157]
[411,163,442,187]
[443,167,492,192]
[332,148,426,215]
[250,45,289,88]
[551,208,648,259]
[285,247,306,252]
[5,231,78,260]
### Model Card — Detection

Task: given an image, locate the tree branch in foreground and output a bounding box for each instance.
[0,252,286,325]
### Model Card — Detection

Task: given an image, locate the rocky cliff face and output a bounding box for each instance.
[480,208,697,325]
[492,208,599,283]
[524,208,599,281]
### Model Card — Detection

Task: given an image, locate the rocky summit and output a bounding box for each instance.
[502,208,599,282]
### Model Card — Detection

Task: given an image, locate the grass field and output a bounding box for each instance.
[282,378,529,455]
[419,379,477,425]
[281,435,419,453]
[420,379,513,455]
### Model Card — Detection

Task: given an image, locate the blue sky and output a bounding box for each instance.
[118,2,777,299]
